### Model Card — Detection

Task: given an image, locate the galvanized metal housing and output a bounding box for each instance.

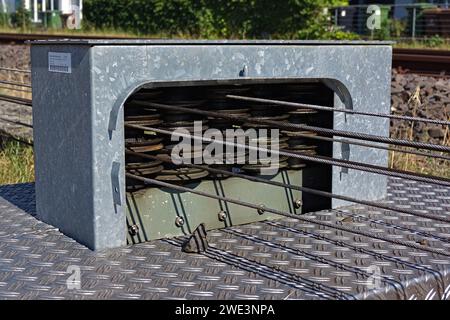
[31,40,392,250]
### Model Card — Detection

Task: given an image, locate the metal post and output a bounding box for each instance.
[33,0,38,22]
[50,0,54,11]
[334,7,338,26]
[42,0,46,12]
[412,7,416,39]
[79,0,82,20]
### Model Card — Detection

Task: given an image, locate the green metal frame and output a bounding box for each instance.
[126,169,302,243]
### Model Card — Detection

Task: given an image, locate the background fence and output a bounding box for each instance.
[331,3,450,40]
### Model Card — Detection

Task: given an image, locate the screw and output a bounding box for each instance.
[257,205,266,215]
[128,224,139,236]
[294,199,303,209]
[218,211,227,222]
[175,216,185,227]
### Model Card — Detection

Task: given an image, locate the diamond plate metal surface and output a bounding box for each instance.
[0,178,449,300]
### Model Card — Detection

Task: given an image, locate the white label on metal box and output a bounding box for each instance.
[48,52,72,74]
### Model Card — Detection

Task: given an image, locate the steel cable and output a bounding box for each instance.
[125,123,450,187]
[127,173,450,258]
[126,150,450,224]
[293,133,450,161]
[226,95,450,126]
[131,100,450,153]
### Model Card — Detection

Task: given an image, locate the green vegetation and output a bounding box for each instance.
[395,36,450,50]
[390,151,450,179]
[10,5,32,30]
[82,0,354,39]
[0,140,34,184]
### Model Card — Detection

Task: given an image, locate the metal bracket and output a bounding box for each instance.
[111,161,122,206]
[340,143,350,175]
[181,223,209,253]
[322,79,353,123]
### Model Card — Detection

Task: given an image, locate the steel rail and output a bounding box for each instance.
[127,173,450,258]
[293,132,450,161]
[0,85,32,93]
[226,95,450,126]
[0,129,33,146]
[131,100,450,153]
[0,94,32,106]
[0,116,32,128]
[392,48,450,77]
[126,150,450,224]
[0,79,31,88]
[125,123,450,187]
[0,66,31,74]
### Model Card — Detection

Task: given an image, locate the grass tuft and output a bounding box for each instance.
[390,151,450,179]
[0,139,34,184]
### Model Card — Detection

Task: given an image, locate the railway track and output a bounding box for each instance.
[0,32,138,43]
[0,32,449,80]
[392,48,450,77]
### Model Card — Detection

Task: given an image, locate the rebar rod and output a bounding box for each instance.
[127,173,450,258]
[227,94,450,126]
[125,123,450,187]
[131,100,450,153]
[126,150,450,224]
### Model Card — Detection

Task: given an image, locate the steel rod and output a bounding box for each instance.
[294,133,450,161]
[126,150,450,224]
[125,123,450,187]
[126,173,450,257]
[131,100,450,153]
[227,94,450,126]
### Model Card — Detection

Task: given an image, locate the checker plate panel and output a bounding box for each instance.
[0,178,449,300]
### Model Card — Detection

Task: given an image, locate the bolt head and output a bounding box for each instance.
[218,211,227,222]
[128,224,139,236]
[257,205,266,215]
[294,199,303,209]
[175,216,185,227]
